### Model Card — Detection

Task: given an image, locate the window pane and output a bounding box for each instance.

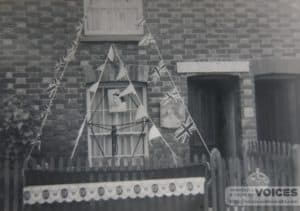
[88,84,147,162]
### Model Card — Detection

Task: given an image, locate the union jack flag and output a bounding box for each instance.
[138,33,156,47]
[175,116,197,143]
[149,60,168,83]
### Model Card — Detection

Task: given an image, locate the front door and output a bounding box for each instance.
[188,76,240,158]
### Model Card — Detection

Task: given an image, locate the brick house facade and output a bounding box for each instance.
[1,0,300,165]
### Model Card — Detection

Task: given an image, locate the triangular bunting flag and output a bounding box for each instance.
[107,45,114,62]
[119,84,137,97]
[135,105,148,121]
[149,60,168,83]
[175,116,197,143]
[116,63,127,80]
[55,60,64,71]
[138,33,156,47]
[89,81,99,93]
[149,125,162,141]
[137,17,145,28]
[158,60,168,73]
[96,64,105,72]
[164,88,181,103]
[47,79,58,98]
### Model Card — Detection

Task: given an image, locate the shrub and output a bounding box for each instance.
[0,95,42,158]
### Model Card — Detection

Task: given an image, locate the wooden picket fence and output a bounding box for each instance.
[207,140,297,211]
[0,156,23,211]
[1,140,298,211]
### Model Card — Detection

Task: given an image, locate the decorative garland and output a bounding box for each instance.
[137,17,212,157]
[25,19,84,163]
[70,45,179,166]
[30,16,212,166]
[23,177,205,204]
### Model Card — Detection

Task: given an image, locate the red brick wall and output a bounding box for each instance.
[1,0,300,163]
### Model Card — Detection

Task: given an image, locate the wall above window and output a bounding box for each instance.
[83,0,144,41]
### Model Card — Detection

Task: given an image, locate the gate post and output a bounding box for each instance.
[210,148,225,211]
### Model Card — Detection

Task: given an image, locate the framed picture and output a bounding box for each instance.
[160,98,185,129]
[107,89,127,113]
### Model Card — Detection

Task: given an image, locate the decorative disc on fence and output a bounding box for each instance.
[23,177,205,204]
[246,168,270,186]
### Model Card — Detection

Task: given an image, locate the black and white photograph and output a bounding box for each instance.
[1,0,300,210]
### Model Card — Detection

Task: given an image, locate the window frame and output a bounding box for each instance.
[86,81,149,166]
[83,0,144,41]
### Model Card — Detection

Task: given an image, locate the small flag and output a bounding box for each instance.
[163,88,181,103]
[75,21,83,33]
[175,117,197,143]
[148,60,168,83]
[55,60,64,71]
[138,33,156,47]
[137,17,145,28]
[96,64,105,72]
[158,60,168,73]
[135,105,148,121]
[119,84,137,97]
[89,81,99,93]
[149,125,161,141]
[107,45,114,62]
[47,79,58,98]
[150,66,161,81]
[116,63,127,80]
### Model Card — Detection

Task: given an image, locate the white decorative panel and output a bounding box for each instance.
[177,61,249,73]
[84,0,143,35]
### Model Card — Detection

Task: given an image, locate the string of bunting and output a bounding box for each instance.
[137,17,212,157]
[70,46,113,159]
[113,46,179,165]
[70,44,179,166]
[25,19,84,163]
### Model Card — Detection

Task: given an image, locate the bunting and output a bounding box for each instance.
[135,105,148,121]
[149,125,162,141]
[137,18,212,157]
[96,64,105,72]
[163,88,181,103]
[89,81,100,93]
[149,60,168,83]
[107,46,115,62]
[158,60,168,73]
[174,117,197,143]
[54,60,64,74]
[116,63,127,80]
[46,79,59,98]
[137,17,145,28]
[119,84,137,97]
[70,44,180,165]
[138,33,156,47]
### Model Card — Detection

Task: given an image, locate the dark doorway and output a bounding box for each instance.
[255,75,300,143]
[188,75,241,159]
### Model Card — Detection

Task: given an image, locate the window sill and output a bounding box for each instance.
[80,34,143,42]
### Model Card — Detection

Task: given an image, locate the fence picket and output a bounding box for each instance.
[4,158,10,211]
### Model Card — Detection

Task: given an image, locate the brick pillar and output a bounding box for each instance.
[239,71,258,150]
